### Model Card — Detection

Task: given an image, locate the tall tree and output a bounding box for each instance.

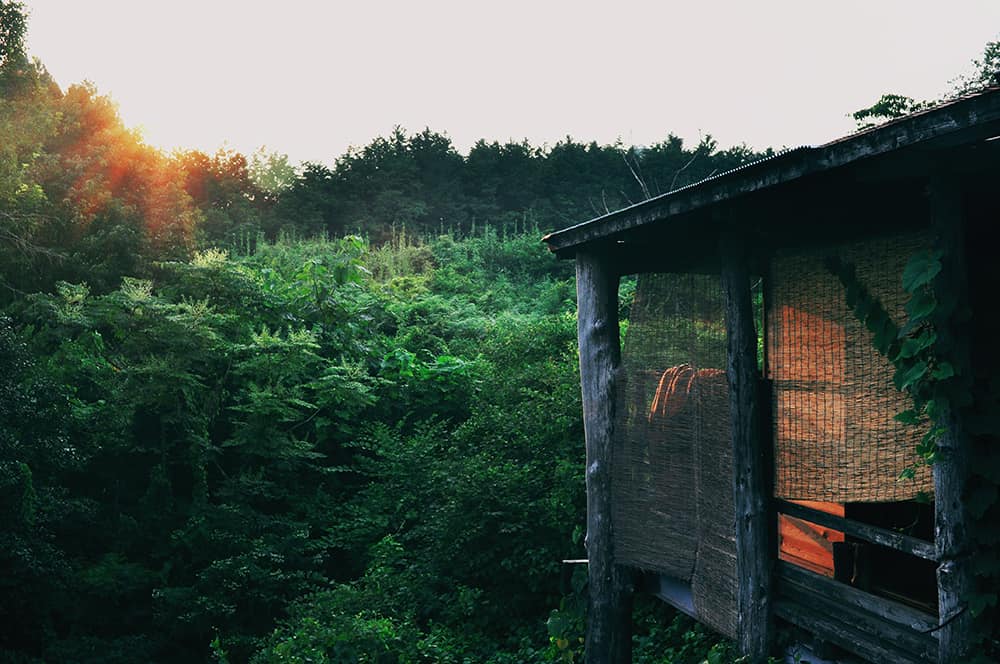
[0,0,27,86]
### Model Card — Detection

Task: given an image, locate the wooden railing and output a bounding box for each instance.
[775,561,938,663]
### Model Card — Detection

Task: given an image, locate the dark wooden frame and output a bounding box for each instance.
[928,174,975,663]
[721,233,772,659]
[775,499,935,561]
[562,88,997,664]
[575,249,633,664]
[775,562,938,664]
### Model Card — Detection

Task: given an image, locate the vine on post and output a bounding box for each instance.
[826,243,998,660]
[824,250,946,481]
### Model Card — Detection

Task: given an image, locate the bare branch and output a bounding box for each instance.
[588,196,601,217]
[668,152,700,192]
[621,151,651,201]
[0,212,63,261]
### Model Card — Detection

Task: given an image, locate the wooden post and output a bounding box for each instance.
[576,249,632,664]
[721,233,772,662]
[929,175,975,663]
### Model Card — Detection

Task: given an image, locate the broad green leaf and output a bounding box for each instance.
[905,289,936,321]
[932,361,955,380]
[895,360,928,391]
[898,330,936,359]
[873,316,896,355]
[854,297,874,322]
[844,281,860,307]
[902,250,942,291]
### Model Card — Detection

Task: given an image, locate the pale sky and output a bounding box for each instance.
[21,1,1000,166]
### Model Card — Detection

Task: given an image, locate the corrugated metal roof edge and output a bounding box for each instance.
[542,85,1000,252]
[540,145,812,247]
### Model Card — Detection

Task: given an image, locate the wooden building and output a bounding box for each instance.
[543,87,1000,663]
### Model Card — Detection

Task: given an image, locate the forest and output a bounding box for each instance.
[0,4,764,662]
[4,2,998,662]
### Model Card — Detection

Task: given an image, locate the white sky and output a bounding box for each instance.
[21,1,1000,166]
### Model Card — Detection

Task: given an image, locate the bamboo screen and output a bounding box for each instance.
[768,234,934,503]
[612,273,737,638]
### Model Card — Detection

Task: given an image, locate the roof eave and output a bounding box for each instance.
[542,87,1000,256]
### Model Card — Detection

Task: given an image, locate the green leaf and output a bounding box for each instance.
[894,338,916,360]
[931,361,955,380]
[894,409,921,425]
[854,297,874,322]
[902,250,942,292]
[897,316,924,337]
[917,427,941,460]
[897,330,937,359]
[895,361,928,391]
[904,289,936,321]
[844,281,860,307]
[873,316,897,355]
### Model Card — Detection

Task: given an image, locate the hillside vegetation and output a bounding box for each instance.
[6,2,995,660]
[1,6,758,660]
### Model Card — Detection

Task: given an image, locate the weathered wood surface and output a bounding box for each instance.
[778,561,938,634]
[775,499,936,561]
[721,235,771,662]
[542,88,1000,256]
[774,596,935,664]
[575,250,632,664]
[929,174,975,664]
[777,558,938,663]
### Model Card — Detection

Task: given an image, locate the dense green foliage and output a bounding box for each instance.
[0,227,739,662]
[1,4,751,661]
[5,2,998,659]
[0,231,564,662]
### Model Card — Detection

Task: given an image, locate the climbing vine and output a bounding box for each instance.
[825,250,948,477]
[825,242,999,660]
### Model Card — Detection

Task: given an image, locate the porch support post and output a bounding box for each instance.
[721,233,772,662]
[929,175,975,663]
[576,249,632,664]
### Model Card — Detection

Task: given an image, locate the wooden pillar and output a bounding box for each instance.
[576,249,632,664]
[721,234,772,662]
[929,175,975,663]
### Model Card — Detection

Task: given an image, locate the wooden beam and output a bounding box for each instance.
[778,561,938,634]
[929,174,975,663]
[575,250,632,664]
[775,499,937,561]
[721,233,772,661]
[774,590,937,664]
